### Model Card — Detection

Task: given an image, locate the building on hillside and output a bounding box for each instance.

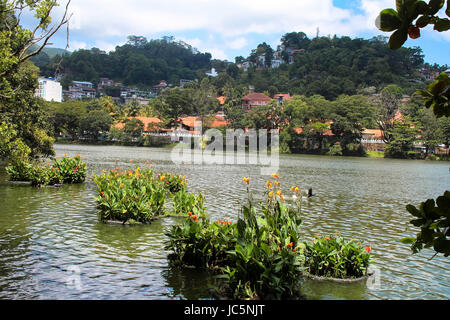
[273,93,291,103]
[35,78,62,102]
[98,78,114,88]
[271,59,283,69]
[68,81,96,100]
[205,68,218,77]
[151,80,168,95]
[241,92,272,111]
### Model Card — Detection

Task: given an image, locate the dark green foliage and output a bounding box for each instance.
[401,190,450,258]
[39,37,212,87]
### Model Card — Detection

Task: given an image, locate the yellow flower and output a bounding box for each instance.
[276,190,282,196]
[63,153,67,157]
[242,177,250,184]
[271,173,279,179]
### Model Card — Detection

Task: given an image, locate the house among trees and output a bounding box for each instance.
[273,93,291,103]
[241,92,272,111]
[151,80,168,95]
[68,81,96,100]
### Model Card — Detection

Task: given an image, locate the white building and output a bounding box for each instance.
[36,78,62,102]
[205,68,218,77]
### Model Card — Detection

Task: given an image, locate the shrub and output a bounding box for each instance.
[52,154,87,184]
[165,211,237,270]
[172,189,206,216]
[6,159,34,181]
[92,167,168,223]
[303,235,372,279]
[6,154,86,186]
[166,176,306,299]
[157,172,187,194]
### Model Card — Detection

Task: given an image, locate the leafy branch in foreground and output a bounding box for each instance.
[401,191,450,258]
[376,0,449,50]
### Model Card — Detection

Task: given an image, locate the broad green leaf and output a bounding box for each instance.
[428,0,445,15]
[389,27,408,49]
[434,18,450,31]
[376,9,402,31]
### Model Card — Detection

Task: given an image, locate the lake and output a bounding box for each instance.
[0,144,449,299]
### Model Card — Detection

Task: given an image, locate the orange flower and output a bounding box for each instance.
[266,180,273,188]
[277,246,281,251]
[228,221,232,225]
[326,237,330,241]
[242,177,250,184]
[290,187,295,191]
[271,173,279,179]
[365,246,372,253]
[293,249,297,252]
[287,242,293,248]
[188,212,193,216]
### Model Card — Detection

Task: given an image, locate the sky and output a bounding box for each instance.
[23,0,450,66]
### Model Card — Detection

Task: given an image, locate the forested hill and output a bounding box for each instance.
[233,33,446,99]
[36,36,213,88]
[34,33,446,98]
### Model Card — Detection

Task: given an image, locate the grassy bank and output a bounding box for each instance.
[366,151,385,158]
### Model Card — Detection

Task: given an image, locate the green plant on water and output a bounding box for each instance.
[52,154,87,184]
[158,172,187,194]
[172,189,206,217]
[6,154,87,187]
[303,234,372,279]
[92,167,167,223]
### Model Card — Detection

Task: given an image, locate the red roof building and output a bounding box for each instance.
[113,117,163,132]
[242,92,272,111]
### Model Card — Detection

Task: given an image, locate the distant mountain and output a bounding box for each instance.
[43,47,71,59]
[29,46,71,70]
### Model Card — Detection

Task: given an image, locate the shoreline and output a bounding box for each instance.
[53,140,449,162]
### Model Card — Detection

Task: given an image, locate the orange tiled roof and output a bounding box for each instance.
[362,129,383,139]
[242,92,272,102]
[274,94,291,101]
[180,114,229,129]
[113,117,162,132]
[217,96,226,105]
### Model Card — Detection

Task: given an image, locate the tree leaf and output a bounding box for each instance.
[389,27,408,49]
[376,9,402,31]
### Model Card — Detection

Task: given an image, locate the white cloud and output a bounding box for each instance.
[44,0,447,59]
[70,40,87,50]
[228,37,248,50]
[60,0,389,38]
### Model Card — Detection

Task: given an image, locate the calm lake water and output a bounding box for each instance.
[0,144,449,300]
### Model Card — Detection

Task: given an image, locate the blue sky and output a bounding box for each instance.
[24,0,449,66]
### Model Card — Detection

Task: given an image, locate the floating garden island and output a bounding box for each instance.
[6,153,87,187]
